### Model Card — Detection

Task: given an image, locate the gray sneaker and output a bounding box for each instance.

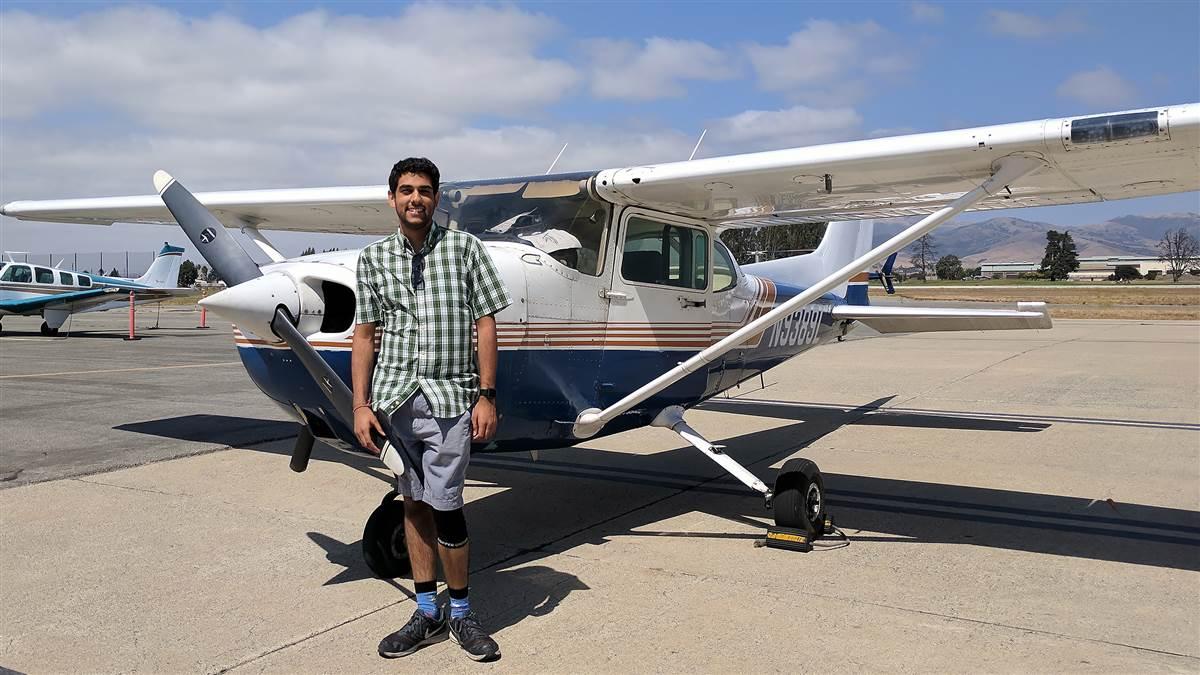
[378,609,448,658]
[448,613,500,662]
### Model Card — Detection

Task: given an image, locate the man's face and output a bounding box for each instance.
[388,172,439,231]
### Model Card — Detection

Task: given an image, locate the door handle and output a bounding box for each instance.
[600,289,631,301]
[678,296,706,308]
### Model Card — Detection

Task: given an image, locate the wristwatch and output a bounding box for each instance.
[478,388,497,401]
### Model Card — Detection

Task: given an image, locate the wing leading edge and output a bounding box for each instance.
[1,103,1195,234]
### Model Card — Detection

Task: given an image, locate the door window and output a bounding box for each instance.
[622,216,708,290]
[34,267,54,284]
[77,275,92,287]
[59,271,73,285]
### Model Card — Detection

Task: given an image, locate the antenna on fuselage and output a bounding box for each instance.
[545,143,568,174]
[688,129,707,161]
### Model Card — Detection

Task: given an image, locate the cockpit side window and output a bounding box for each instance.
[1,264,32,283]
[713,241,739,292]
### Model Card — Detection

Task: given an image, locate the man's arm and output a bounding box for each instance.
[471,314,499,442]
[352,321,383,454]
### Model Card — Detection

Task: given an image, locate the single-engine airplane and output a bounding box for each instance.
[3,103,1196,574]
[0,243,192,336]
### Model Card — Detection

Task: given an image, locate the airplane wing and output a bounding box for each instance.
[0,288,118,313]
[1,104,1196,233]
[831,302,1052,334]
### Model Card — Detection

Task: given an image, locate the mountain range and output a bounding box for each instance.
[872,212,1200,267]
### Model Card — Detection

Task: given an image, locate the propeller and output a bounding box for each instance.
[869,251,898,295]
[154,171,417,477]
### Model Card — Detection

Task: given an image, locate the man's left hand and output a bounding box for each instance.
[471,397,497,442]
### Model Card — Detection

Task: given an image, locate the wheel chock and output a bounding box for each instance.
[764,526,813,552]
[763,515,836,553]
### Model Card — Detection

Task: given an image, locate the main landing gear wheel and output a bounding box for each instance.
[772,458,826,535]
[362,491,411,579]
[39,321,59,336]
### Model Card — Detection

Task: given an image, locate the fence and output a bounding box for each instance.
[2,251,157,278]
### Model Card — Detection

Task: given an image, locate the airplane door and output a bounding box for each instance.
[599,209,713,408]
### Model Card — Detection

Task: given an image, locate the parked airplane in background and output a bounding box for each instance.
[0,243,193,335]
[3,103,1196,573]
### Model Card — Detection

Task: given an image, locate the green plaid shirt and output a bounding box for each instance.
[355,223,511,417]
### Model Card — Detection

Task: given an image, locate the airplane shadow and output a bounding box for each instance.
[116,399,1200,629]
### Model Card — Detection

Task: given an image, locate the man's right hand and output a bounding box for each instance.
[354,407,384,455]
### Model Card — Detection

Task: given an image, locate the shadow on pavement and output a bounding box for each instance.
[118,396,1200,623]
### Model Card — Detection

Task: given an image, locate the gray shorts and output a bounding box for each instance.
[386,391,472,511]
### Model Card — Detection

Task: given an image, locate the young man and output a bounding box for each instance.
[352,157,511,662]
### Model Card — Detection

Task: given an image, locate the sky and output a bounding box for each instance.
[1,0,1198,263]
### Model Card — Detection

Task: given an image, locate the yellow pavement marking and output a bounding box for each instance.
[0,361,242,379]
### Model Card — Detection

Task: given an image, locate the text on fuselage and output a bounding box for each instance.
[766,303,831,348]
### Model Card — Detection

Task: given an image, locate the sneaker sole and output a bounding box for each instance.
[379,630,449,658]
[449,631,500,662]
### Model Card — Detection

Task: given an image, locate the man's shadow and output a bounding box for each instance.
[306,530,588,634]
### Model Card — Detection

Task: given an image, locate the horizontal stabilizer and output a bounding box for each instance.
[832,302,1051,333]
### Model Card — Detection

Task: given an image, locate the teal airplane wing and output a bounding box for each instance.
[0,287,117,313]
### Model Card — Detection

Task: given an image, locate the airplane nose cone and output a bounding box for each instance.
[200,272,300,338]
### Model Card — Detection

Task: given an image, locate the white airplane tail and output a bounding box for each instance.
[743,220,874,304]
[136,243,186,288]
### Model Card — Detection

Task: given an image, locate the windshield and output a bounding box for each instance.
[435,173,609,276]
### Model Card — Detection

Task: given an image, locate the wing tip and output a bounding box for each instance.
[152,170,175,194]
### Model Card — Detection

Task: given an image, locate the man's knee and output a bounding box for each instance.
[432,507,468,548]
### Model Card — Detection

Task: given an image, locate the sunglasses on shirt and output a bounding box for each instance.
[411,253,425,290]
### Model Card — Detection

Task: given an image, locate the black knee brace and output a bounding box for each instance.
[433,507,468,548]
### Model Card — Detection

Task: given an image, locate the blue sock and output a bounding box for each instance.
[449,587,470,619]
[414,581,439,619]
[416,591,439,619]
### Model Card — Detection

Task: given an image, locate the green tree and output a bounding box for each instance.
[721,223,825,264]
[178,260,198,287]
[907,234,938,281]
[963,266,982,278]
[301,246,317,256]
[108,267,121,277]
[1039,230,1079,281]
[935,255,965,280]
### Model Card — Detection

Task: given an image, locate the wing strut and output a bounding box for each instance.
[572,156,1042,439]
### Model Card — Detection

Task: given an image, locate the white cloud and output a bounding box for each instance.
[585,37,737,100]
[745,20,915,102]
[986,9,1087,39]
[0,5,579,139]
[1056,67,1138,108]
[910,3,945,24]
[707,105,863,153]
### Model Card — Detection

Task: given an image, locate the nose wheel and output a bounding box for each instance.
[362,491,410,579]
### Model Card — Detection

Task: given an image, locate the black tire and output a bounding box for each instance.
[40,321,58,336]
[772,458,825,534]
[362,492,411,579]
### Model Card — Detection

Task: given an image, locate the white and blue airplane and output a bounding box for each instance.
[3,102,1196,572]
[0,243,192,335]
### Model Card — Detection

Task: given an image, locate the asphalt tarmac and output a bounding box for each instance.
[1,309,1197,673]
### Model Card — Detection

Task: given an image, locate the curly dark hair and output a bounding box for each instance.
[388,157,440,194]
